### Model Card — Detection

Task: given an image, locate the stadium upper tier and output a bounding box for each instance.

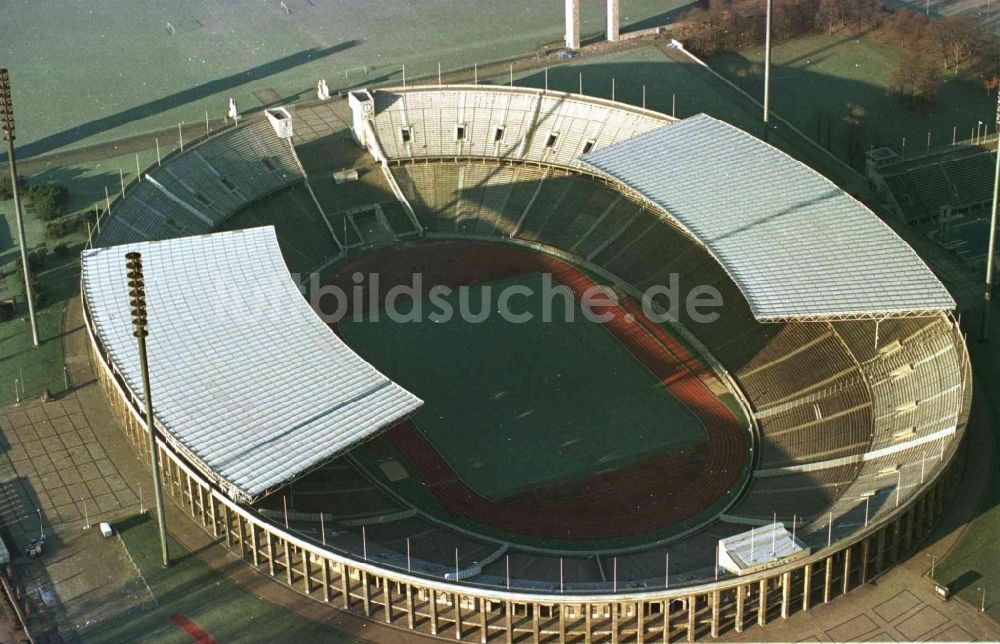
[366,86,673,168]
[81,227,422,502]
[360,88,954,321]
[94,121,306,248]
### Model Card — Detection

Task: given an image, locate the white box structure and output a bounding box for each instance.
[718,524,810,576]
[265,107,294,139]
[348,89,376,148]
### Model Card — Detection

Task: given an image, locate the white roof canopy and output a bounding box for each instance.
[581,115,955,321]
[718,524,809,575]
[82,227,421,502]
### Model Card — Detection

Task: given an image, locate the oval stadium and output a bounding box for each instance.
[79,85,971,642]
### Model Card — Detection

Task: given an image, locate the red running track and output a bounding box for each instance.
[332,241,748,539]
[170,613,216,644]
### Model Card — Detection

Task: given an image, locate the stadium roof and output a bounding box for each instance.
[81,227,422,502]
[581,114,955,321]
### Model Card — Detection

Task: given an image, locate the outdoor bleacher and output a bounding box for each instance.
[879,150,996,223]
[218,184,337,276]
[370,86,672,168]
[95,121,306,248]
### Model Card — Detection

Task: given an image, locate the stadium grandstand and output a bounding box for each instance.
[868,143,997,225]
[81,85,970,642]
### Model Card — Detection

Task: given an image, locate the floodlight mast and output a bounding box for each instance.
[0,69,39,347]
[763,0,773,136]
[126,252,171,567]
[982,91,1000,342]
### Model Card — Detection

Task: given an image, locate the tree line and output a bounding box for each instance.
[674,0,998,109]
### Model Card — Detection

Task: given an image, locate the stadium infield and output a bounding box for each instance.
[340,271,708,501]
[330,241,751,544]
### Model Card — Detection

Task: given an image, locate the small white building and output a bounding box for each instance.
[718,524,810,576]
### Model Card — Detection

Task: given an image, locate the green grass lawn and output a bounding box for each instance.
[340,273,707,501]
[82,514,358,643]
[499,45,761,130]
[497,44,866,189]
[707,32,996,170]
[2,0,689,158]
[0,148,163,407]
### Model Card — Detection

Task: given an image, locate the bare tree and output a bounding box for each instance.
[887,53,943,109]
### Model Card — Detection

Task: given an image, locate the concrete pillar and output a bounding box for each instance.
[735,585,745,632]
[758,579,768,627]
[480,599,489,644]
[637,602,645,644]
[824,556,833,603]
[687,596,696,642]
[534,604,542,642]
[266,532,275,576]
[565,0,580,49]
[802,563,813,611]
[559,604,566,644]
[361,570,371,618]
[222,505,232,547]
[283,541,293,585]
[663,601,671,644]
[321,559,331,603]
[341,565,350,609]
[430,591,438,635]
[861,539,871,584]
[781,572,792,619]
[607,0,620,41]
[842,547,852,595]
[384,578,393,624]
[235,513,246,558]
[585,603,592,644]
[507,601,514,643]
[455,593,463,640]
[710,590,720,638]
[249,523,259,566]
[612,603,619,644]
[406,584,415,630]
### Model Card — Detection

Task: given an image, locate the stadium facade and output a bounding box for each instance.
[80,85,971,641]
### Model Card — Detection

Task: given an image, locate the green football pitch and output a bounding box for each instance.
[339,273,707,501]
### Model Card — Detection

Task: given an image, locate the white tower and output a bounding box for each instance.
[565,0,580,49]
[607,0,620,42]
[348,89,376,148]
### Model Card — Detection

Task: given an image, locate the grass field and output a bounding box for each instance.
[82,515,356,643]
[340,273,707,501]
[502,45,760,130]
[2,0,690,159]
[708,32,996,170]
